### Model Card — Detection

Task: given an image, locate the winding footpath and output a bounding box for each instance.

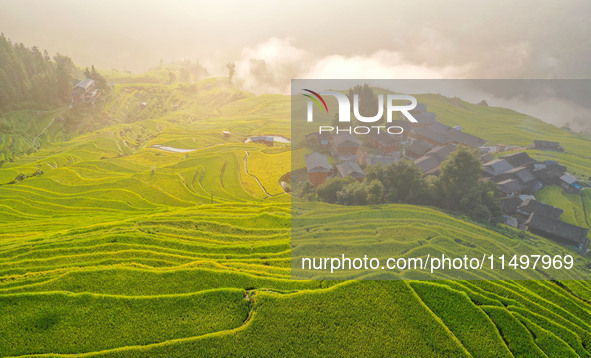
[244,151,272,197]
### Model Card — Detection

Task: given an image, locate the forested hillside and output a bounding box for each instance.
[0,34,78,111]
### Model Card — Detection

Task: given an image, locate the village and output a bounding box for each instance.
[304,103,590,253]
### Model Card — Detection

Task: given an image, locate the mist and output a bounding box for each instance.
[1,0,590,130]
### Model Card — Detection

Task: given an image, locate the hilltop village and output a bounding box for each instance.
[304,103,590,252]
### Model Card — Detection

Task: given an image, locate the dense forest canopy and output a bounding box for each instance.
[0,33,77,111]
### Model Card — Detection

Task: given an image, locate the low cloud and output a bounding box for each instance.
[234,38,470,94]
[231,38,590,132]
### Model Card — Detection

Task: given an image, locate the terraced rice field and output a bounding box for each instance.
[1,82,591,357]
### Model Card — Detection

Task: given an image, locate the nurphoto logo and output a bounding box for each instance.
[303,88,418,134]
[303,88,419,135]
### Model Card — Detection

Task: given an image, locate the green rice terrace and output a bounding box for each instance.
[1,79,591,357]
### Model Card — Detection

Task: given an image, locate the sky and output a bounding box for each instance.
[1,0,590,129]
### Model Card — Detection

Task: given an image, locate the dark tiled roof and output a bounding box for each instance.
[503,166,535,183]
[534,140,563,150]
[502,152,535,167]
[415,156,441,173]
[447,130,487,147]
[483,159,514,177]
[532,168,552,181]
[526,213,589,247]
[497,179,526,194]
[406,140,432,158]
[517,199,564,219]
[415,127,450,145]
[425,144,456,162]
[501,197,523,214]
[548,164,567,178]
[370,132,401,145]
[528,180,543,192]
[429,123,453,133]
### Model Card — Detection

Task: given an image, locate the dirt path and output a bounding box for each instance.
[243,151,272,197]
[32,117,58,148]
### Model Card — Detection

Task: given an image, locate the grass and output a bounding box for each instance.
[0,289,247,357]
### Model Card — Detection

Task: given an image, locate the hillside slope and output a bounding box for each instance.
[1,81,591,357]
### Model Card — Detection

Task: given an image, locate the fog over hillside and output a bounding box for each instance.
[1,0,590,130]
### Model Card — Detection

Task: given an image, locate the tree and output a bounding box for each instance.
[55,62,71,102]
[383,160,427,203]
[366,179,385,205]
[296,181,317,201]
[317,177,355,204]
[437,146,482,210]
[436,147,502,223]
[0,35,76,110]
[226,62,236,83]
[84,65,108,90]
[337,181,367,206]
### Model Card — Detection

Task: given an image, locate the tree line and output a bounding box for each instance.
[0,34,81,111]
[296,147,502,224]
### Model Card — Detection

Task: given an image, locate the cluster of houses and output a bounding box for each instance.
[482,151,585,197]
[501,196,589,251]
[485,150,589,251]
[305,103,491,186]
[304,102,590,252]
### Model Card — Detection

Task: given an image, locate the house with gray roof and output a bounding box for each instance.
[533,140,564,152]
[306,153,332,187]
[496,166,536,184]
[525,213,589,252]
[516,199,564,220]
[336,160,366,181]
[415,156,441,175]
[406,139,433,159]
[501,152,536,168]
[331,134,361,157]
[72,78,98,104]
[447,130,487,148]
[497,179,526,197]
[560,174,585,193]
[425,144,456,163]
[483,159,514,177]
